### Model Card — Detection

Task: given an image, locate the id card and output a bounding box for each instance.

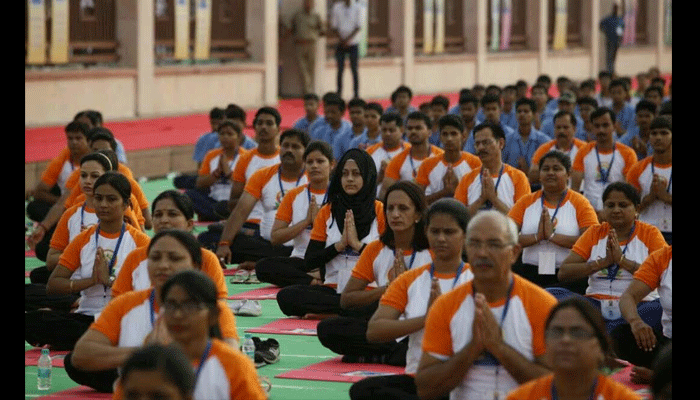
[538,252,556,275]
[601,299,621,320]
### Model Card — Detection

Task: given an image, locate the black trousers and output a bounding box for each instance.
[317,316,408,366]
[276,285,379,318]
[25,283,79,312]
[64,351,118,393]
[349,374,449,400]
[611,325,671,369]
[255,256,313,288]
[25,310,94,351]
[197,224,292,263]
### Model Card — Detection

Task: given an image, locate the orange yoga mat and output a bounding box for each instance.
[245,317,319,336]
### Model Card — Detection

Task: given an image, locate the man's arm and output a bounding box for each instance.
[415,343,484,400]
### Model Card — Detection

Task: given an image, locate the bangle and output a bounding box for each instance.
[548,232,556,241]
[218,241,230,247]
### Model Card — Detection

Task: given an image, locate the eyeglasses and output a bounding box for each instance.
[465,240,514,252]
[162,300,207,315]
[545,327,596,341]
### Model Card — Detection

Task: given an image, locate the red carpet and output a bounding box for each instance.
[276,356,404,383]
[245,317,320,336]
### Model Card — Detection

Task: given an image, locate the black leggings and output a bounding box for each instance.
[255,256,314,288]
[349,374,449,400]
[25,310,94,351]
[611,325,671,369]
[317,317,408,366]
[63,352,119,393]
[276,285,379,318]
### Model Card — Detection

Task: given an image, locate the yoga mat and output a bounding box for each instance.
[276,356,404,383]
[245,318,319,336]
[35,386,112,399]
[25,348,68,368]
[228,286,281,300]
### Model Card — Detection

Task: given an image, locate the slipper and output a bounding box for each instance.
[230,269,250,284]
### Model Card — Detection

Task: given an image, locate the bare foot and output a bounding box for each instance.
[630,366,653,384]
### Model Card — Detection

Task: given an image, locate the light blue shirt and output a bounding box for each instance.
[502,128,550,169]
[313,119,353,160]
[619,125,653,159]
[293,115,321,134]
[349,128,382,149]
[192,131,257,163]
[614,103,637,134]
[115,139,128,164]
[500,107,518,131]
[428,129,442,148]
[308,116,327,141]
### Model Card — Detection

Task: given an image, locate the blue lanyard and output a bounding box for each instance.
[429,261,465,290]
[650,162,672,192]
[149,289,156,326]
[480,164,505,209]
[80,203,87,230]
[607,222,635,281]
[278,169,305,199]
[552,377,598,400]
[594,144,616,184]
[395,248,417,271]
[194,340,213,384]
[408,154,418,177]
[541,189,568,224]
[94,222,126,278]
[516,137,535,163]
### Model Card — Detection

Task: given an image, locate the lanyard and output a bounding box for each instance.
[607,222,635,281]
[541,189,568,224]
[594,144,616,184]
[409,154,418,178]
[149,289,156,326]
[95,222,126,278]
[650,162,672,192]
[80,203,87,230]
[395,248,417,271]
[480,164,505,209]
[429,261,465,290]
[278,169,305,199]
[194,340,213,384]
[552,377,598,400]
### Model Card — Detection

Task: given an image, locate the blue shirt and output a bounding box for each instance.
[500,107,518,131]
[293,115,321,134]
[192,131,257,163]
[540,114,585,139]
[502,128,550,168]
[619,125,653,159]
[313,119,353,160]
[428,129,442,148]
[600,14,624,40]
[115,139,128,164]
[349,128,382,149]
[308,116,327,141]
[614,103,637,134]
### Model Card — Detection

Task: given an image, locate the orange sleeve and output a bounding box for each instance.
[572,143,593,172]
[128,178,149,211]
[201,249,229,299]
[213,341,267,400]
[515,277,557,356]
[111,247,148,299]
[422,284,471,357]
[64,169,79,192]
[464,152,482,169]
[198,149,219,176]
[379,265,429,312]
[625,157,651,192]
[40,148,70,187]
[310,204,331,242]
[636,223,668,254]
[510,167,532,203]
[531,141,554,167]
[375,201,386,235]
[216,300,239,340]
[415,156,440,187]
[508,192,537,226]
[58,228,94,272]
[365,142,382,155]
[571,224,606,260]
[90,290,149,345]
[275,185,304,223]
[49,206,78,251]
[129,194,146,228]
[384,151,407,180]
[454,170,478,204]
[118,164,134,180]
[64,186,82,208]
[232,151,254,183]
[633,246,671,290]
[351,240,384,282]
[244,165,277,200]
[570,191,600,228]
[617,143,639,176]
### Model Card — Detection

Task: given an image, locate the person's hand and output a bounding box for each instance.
[216,245,232,265]
[345,210,362,252]
[614,121,625,135]
[93,247,111,286]
[427,277,441,309]
[606,229,623,265]
[442,166,458,195]
[651,174,669,198]
[630,318,657,352]
[144,311,174,346]
[335,215,349,252]
[474,293,503,354]
[517,157,529,173]
[541,207,554,240]
[307,195,320,226]
[387,248,407,283]
[480,168,496,202]
[378,159,389,183]
[630,136,647,158]
[27,224,47,250]
[630,366,654,385]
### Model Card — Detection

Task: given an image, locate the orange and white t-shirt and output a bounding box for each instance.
[530,138,587,168]
[351,240,433,288]
[64,163,134,194]
[505,373,643,400]
[199,147,248,201]
[111,338,265,400]
[367,141,411,196]
[422,275,557,400]
[572,142,638,210]
[633,245,672,338]
[384,145,444,182]
[274,183,327,258]
[415,152,482,197]
[570,221,667,300]
[310,201,385,293]
[232,147,281,225]
[64,174,149,214]
[244,164,308,241]
[40,147,79,194]
[111,245,228,300]
[65,192,145,229]
[91,288,239,349]
[454,164,531,212]
[508,190,599,267]
[626,157,672,233]
[379,262,473,375]
[58,223,151,316]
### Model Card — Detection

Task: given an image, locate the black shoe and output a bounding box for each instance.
[255,338,280,365]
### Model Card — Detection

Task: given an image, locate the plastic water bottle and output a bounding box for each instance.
[241,333,256,361]
[37,348,52,390]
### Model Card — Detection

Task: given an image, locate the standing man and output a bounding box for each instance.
[330,0,362,99]
[288,0,324,95]
[600,4,624,74]
[415,210,556,400]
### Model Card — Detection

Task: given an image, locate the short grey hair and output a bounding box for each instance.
[466,210,519,244]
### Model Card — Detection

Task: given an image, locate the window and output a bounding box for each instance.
[548,0,583,48]
[487,0,528,51]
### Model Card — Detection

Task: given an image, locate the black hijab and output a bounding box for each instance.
[326,148,378,240]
